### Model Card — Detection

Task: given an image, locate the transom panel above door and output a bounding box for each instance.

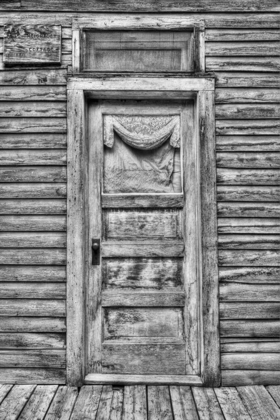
[67,77,219,387]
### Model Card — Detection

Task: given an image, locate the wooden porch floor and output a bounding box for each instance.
[0,384,280,419]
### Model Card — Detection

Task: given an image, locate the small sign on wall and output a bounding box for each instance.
[3,24,61,64]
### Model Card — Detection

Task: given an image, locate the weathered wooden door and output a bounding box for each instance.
[86,97,201,383]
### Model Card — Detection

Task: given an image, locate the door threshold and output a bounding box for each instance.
[84,374,203,385]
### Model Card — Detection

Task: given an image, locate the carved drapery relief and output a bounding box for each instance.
[103,115,182,194]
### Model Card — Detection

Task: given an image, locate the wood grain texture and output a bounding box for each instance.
[0,117,66,133]
[0,232,66,248]
[218,218,280,234]
[216,74,280,88]
[217,168,280,185]
[206,42,280,56]
[220,302,280,319]
[0,69,67,85]
[219,267,280,283]
[237,386,280,419]
[221,340,280,353]
[216,104,280,119]
[0,249,66,265]
[219,234,280,250]
[0,283,65,299]
[0,166,66,182]
[216,89,280,104]
[218,203,280,218]
[207,57,280,72]
[70,385,102,420]
[0,350,65,368]
[216,136,280,152]
[214,387,251,420]
[267,386,280,409]
[0,384,12,404]
[17,385,58,420]
[0,300,65,316]
[0,368,65,384]
[220,283,280,302]
[16,1,280,12]
[0,133,66,149]
[0,150,66,165]
[0,317,66,333]
[44,386,78,420]
[223,371,280,386]
[0,86,66,101]
[0,266,66,282]
[206,29,280,42]
[219,250,280,266]
[0,385,35,418]
[217,186,280,202]
[0,333,65,349]
[0,102,66,117]
[0,199,67,215]
[192,387,224,420]
[148,386,173,420]
[122,385,147,420]
[221,320,280,338]
[0,184,66,199]
[217,152,280,168]
[222,354,280,371]
[216,120,280,136]
[0,215,66,231]
[170,386,199,420]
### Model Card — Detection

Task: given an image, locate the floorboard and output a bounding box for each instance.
[0,384,279,419]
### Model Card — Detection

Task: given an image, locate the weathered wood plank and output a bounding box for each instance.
[0,350,65,368]
[0,133,67,149]
[219,267,280,283]
[0,266,66,282]
[0,53,71,70]
[0,150,66,165]
[0,385,35,418]
[0,69,67,85]
[0,333,65,349]
[0,283,66,299]
[0,199,67,215]
[0,249,66,265]
[103,258,183,290]
[266,386,280,409]
[222,354,280,371]
[0,232,66,248]
[218,203,280,218]
[223,371,280,386]
[237,386,280,419]
[220,320,280,338]
[220,302,280,319]
[214,388,251,420]
[148,386,173,420]
[219,250,280,266]
[102,242,184,258]
[0,86,66,101]
[0,300,65,316]
[220,283,280,302]
[170,386,199,420]
[0,166,66,182]
[0,215,66,231]
[122,386,147,420]
[0,117,66,133]
[0,102,66,118]
[17,1,280,12]
[217,186,280,202]
[18,385,58,420]
[216,136,280,152]
[192,388,224,420]
[218,218,280,234]
[70,386,103,420]
[0,368,65,384]
[216,120,280,136]
[109,387,123,420]
[0,184,66,199]
[95,385,113,419]
[216,74,280,89]
[219,235,280,250]
[217,168,280,185]
[216,104,280,119]
[103,292,185,307]
[0,317,66,333]
[207,42,280,56]
[218,152,280,168]
[216,89,280,104]
[102,194,184,208]
[44,386,78,420]
[206,29,280,42]
[207,57,280,72]
[0,384,12,404]
[221,340,280,353]
[1,13,280,28]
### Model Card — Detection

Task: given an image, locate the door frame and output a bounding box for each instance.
[66,76,220,387]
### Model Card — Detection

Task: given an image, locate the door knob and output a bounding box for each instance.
[92,239,100,265]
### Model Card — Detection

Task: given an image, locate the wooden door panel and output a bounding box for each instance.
[102,258,183,290]
[87,99,199,379]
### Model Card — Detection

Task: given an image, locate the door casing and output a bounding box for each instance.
[66,76,219,387]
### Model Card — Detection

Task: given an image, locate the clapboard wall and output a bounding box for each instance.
[0,3,279,386]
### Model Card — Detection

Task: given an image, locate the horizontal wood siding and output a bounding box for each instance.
[208,21,280,386]
[0,7,279,386]
[0,17,67,384]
